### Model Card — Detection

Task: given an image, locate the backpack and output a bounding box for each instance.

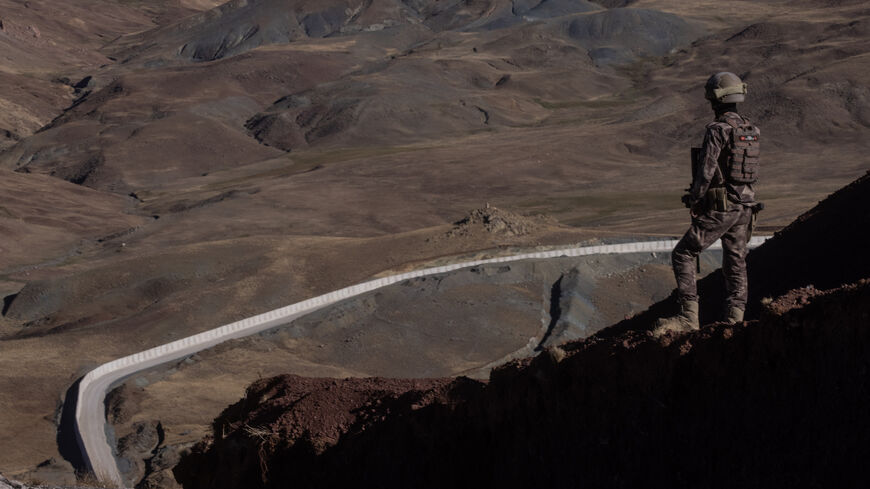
[719,113,760,184]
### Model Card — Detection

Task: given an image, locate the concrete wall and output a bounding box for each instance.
[74,237,768,486]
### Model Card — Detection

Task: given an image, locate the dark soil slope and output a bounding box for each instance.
[175,176,870,488]
[746,170,870,300]
[175,283,870,489]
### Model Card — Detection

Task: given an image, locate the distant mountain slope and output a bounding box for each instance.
[104,0,609,64]
[1,1,869,483]
[0,0,216,149]
[2,1,709,188]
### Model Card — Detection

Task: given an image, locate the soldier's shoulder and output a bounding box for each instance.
[705,120,729,130]
[704,120,731,137]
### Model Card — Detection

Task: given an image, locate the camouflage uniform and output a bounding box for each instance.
[672,111,757,310]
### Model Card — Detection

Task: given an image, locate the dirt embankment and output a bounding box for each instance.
[175,172,870,488]
[175,280,870,489]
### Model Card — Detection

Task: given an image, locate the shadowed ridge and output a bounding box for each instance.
[174,280,870,488]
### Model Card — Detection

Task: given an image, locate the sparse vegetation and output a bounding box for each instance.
[1,0,869,487]
[76,470,121,489]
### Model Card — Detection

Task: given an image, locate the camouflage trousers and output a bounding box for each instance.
[672,205,753,309]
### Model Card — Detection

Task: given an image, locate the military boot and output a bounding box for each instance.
[652,300,699,337]
[723,306,744,324]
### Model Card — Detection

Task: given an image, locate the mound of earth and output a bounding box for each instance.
[209,375,457,454]
[565,8,704,66]
[444,205,551,238]
[175,173,870,488]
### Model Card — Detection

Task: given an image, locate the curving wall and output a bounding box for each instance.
[74,237,769,486]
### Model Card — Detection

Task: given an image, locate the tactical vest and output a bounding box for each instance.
[719,113,760,184]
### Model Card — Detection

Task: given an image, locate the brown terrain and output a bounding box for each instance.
[0,0,868,486]
[103,214,705,487]
[176,170,870,488]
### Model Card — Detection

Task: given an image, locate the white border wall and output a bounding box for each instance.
[75,237,769,486]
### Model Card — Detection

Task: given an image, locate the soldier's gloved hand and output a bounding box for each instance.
[690,200,705,218]
[681,193,692,208]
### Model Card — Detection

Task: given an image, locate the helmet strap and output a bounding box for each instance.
[712,101,738,117]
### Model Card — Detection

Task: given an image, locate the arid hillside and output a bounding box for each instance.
[174,173,870,489]
[0,0,868,485]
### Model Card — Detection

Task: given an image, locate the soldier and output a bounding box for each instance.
[653,72,761,336]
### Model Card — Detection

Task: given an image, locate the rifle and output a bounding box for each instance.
[690,147,702,273]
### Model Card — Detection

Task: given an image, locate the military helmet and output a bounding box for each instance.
[705,72,747,103]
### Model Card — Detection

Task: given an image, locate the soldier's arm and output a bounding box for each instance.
[689,124,727,203]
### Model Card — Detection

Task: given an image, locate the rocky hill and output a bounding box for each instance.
[2,0,870,484]
[175,172,870,488]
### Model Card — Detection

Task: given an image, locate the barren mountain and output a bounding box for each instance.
[0,0,868,486]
